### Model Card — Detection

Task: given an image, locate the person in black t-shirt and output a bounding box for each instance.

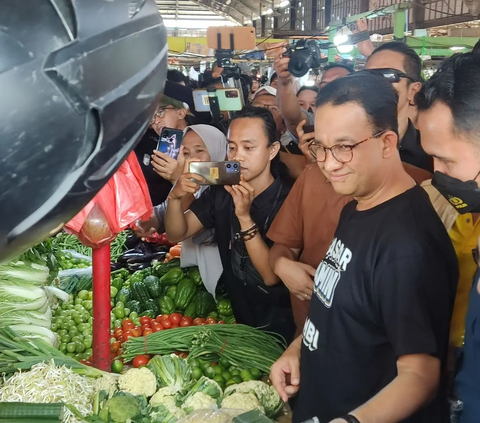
[165,106,295,342]
[270,73,458,423]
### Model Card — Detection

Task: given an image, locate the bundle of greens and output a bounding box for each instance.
[147,354,192,394]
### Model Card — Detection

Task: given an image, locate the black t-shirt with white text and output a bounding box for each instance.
[294,185,458,423]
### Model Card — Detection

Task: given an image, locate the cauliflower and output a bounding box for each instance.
[93,373,118,398]
[221,392,265,414]
[150,402,186,423]
[150,386,177,407]
[182,392,218,414]
[118,367,157,397]
[224,381,282,417]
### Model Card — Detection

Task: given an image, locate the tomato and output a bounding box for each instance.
[152,325,164,332]
[169,244,182,257]
[161,318,172,329]
[123,322,134,331]
[180,316,192,327]
[122,331,134,343]
[113,327,123,338]
[139,316,151,325]
[171,323,179,329]
[110,341,121,353]
[116,349,123,358]
[206,317,217,325]
[155,315,164,323]
[158,314,170,322]
[170,313,183,325]
[178,352,188,359]
[131,328,142,337]
[218,320,225,324]
[143,328,153,336]
[121,318,133,328]
[132,355,150,368]
[193,317,206,326]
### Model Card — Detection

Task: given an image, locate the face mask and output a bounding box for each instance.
[432,170,480,214]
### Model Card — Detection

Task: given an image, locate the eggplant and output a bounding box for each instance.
[127,262,151,272]
[117,249,145,264]
[125,234,140,250]
[126,251,166,264]
[110,262,124,271]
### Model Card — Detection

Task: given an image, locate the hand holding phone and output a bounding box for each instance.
[224,174,255,220]
[169,158,205,200]
[157,128,184,160]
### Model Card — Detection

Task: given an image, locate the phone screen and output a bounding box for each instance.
[157,128,183,160]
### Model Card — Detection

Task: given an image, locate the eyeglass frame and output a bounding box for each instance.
[358,68,418,84]
[309,130,387,164]
[251,103,279,113]
[151,106,178,122]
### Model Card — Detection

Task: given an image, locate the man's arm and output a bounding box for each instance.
[333,354,440,423]
[165,198,204,243]
[274,50,305,138]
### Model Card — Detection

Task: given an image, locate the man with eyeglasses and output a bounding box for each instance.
[270,73,457,423]
[134,94,189,205]
[364,42,433,172]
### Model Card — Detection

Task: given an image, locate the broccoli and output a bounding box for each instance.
[118,367,157,397]
[98,392,141,422]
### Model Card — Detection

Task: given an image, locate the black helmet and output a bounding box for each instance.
[0,0,167,262]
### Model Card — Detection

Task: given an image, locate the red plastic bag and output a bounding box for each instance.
[65,152,153,248]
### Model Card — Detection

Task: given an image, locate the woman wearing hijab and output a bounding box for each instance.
[135,124,227,295]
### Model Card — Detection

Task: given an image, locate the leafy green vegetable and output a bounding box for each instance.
[98,392,141,422]
[0,261,49,286]
[181,376,223,403]
[147,354,191,394]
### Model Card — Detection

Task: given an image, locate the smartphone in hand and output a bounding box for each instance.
[157,128,184,160]
[189,161,241,185]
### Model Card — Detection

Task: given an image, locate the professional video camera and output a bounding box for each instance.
[283,39,329,77]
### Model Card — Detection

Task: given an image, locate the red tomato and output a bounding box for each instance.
[151,321,161,329]
[180,316,192,327]
[179,352,188,359]
[131,328,142,337]
[158,314,170,322]
[139,316,151,325]
[123,322,134,331]
[206,317,217,325]
[161,318,172,329]
[171,323,179,329]
[193,317,206,326]
[132,355,150,368]
[116,349,123,358]
[152,324,164,332]
[110,341,121,353]
[218,320,225,324]
[113,327,123,338]
[122,331,134,343]
[121,318,133,328]
[141,324,151,331]
[143,328,153,336]
[170,313,182,325]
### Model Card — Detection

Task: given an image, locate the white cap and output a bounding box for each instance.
[253,86,277,99]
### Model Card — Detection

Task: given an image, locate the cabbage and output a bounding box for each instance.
[0,261,49,286]
[0,284,49,312]
[9,324,58,346]
[0,307,52,328]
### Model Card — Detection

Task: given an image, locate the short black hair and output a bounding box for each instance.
[270,72,278,85]
[297,85,320,96]
[316,73,399,137]
[322,63,354,74]
[368,42,422,82]
[416,48,480,140]
[167,69,187,84]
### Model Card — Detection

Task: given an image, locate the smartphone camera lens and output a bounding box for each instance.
[226,164,231,169]
[233,164,238,169]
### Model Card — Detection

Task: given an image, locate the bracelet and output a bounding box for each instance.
[341,415,361,423]
[235,223,259,241]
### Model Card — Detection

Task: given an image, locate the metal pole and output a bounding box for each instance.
[92,244,111,371]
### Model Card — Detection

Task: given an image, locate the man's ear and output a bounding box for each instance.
[178,108,187,120]
[269,141,281,160]
[408,82,422,106]
[381,131,400,158]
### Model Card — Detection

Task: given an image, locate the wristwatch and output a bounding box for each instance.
[342,415,361,423]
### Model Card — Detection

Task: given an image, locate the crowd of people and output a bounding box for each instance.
[133,38,480,423]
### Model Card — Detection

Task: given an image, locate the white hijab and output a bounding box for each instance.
[180,124,226,298]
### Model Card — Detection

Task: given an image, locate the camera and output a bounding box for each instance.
[227,163,232,169]
[283,39,328,77]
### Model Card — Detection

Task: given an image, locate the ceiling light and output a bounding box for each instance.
[279,0,290,7]
[333,33,349,46]
[450,46,466,51]
[245,19,252,24]
[265,8,274,14]
[337,44,354,53]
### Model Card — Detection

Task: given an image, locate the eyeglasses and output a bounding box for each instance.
[151,107,177,122]
[252,103,279,113]
[359,68,417,83]
[309,130,386,163]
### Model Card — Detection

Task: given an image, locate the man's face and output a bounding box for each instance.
[314,102,389,197]
[271,77,278,89]
[366,51,419,116]
[227,117,280,182]
[252,94,283,135]
[150,106,183,135]
[318,67,351,89]
[418,101,480,181]
[297,89,317,112]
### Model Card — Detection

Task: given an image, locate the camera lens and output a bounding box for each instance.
[288,50,313,78]
[226,163,231,169]
[233,164,238,169]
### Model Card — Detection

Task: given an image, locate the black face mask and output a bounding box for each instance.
[432,170,480,214]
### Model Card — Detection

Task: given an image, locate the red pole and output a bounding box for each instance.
[92,244,111,371]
